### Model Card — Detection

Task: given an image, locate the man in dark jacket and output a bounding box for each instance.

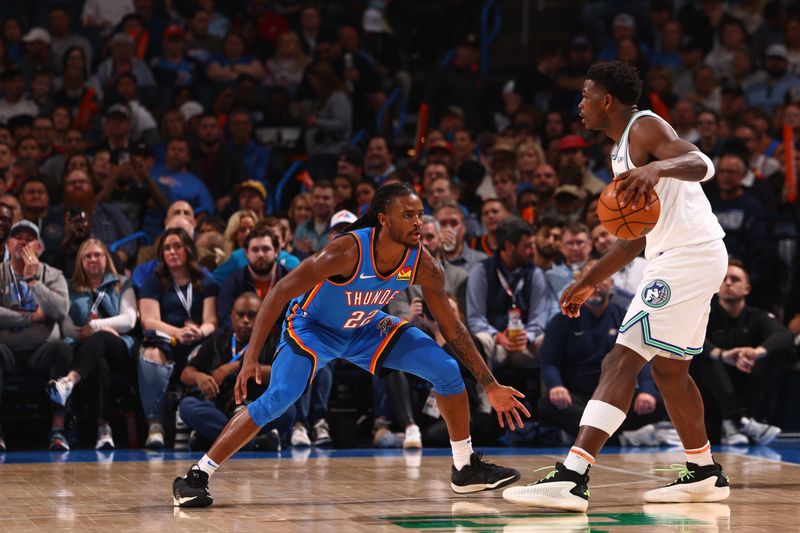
[179,292,293,451]
[691,260,792,445]
[538,260,665,444]
[217,226,287,330]
[466,216,553,369]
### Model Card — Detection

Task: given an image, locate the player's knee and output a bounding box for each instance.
[652,359,688,389]
[248,381,306,426]
[430,356,464,396]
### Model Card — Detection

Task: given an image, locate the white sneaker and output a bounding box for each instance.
[739,417,781,445]
[403,424,422,449]
[721,419,748,446]
[291,423,311,447]
[619,424,659,446]
[95,423,115,450]
[643,462,730,503]
[654,422,682,446]
[373,427,404,448]
[46,377,73,406]
[312,419,332,446]
[145,422,164,449]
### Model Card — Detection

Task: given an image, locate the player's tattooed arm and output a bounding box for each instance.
[416,250,497,388]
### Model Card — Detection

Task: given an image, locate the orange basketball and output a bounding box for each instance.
[596,181,661,240]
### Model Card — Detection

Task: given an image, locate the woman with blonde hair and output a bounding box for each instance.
[516,140,545,186]
[222,209,258,257]
[264,30,309,92]
[287,192,313,230]
[47,239,137,450]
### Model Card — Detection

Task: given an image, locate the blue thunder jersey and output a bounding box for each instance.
[282,227,422,376]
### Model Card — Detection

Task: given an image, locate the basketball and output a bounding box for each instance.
[596,180,661,240]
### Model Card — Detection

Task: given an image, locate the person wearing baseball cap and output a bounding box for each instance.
[0,218,73,452]
[557,135,605,195]
[236,180,268,218]
[152,24,196,87]
[746,42,800,113]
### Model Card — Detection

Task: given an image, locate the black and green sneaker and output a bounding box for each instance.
[644,462,730,503]
[502,462,590,512]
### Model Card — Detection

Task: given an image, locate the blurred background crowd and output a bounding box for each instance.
[0,0,798,456]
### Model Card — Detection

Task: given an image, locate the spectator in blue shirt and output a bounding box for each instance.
[746,44,800,114]
[227,108,280,186]
[137,228,219,449]
[151,25,198,87]
[145,137,214,240]
[538,260,664,444]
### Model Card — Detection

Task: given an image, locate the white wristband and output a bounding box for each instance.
[690,150,715,182]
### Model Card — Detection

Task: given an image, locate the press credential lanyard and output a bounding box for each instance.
[496,268,524,308]
[172,281,193,319]
[230,335,249,363]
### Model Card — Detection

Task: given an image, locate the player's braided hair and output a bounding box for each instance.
[586,61,642,105]
[345,181,417,233]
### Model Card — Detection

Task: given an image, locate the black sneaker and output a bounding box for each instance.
[48,429,70,451]
[502,462,590,512]
[644,462,730,503]
[173,465,213,508]
[450,451,521,494]
[252,428,282,452]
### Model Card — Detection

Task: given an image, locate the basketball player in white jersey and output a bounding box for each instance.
[503,61,730,512]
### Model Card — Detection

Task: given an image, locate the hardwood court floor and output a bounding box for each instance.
[1,446,799,532]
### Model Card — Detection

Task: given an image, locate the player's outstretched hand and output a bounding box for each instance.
[613,163,660,208]
[560,281,595,318]
[485,383,531,431]
[235,357,262,405]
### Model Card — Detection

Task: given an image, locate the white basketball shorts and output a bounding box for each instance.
[616,239,728,361]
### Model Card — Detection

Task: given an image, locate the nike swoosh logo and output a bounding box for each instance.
[573,331,585,336]
[359,273,376,279]
[177,496,197,504]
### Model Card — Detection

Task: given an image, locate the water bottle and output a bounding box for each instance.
[507,306,525,346]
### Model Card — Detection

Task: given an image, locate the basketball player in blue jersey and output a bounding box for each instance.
[504,61,730,511]
[173,182,531,508]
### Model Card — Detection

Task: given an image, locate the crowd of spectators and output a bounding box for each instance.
[0,0,797,453]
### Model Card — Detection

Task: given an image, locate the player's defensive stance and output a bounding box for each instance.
[173,182,531,507]
[503,61,730,512]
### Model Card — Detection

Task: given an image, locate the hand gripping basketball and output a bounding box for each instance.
[598,176,661,240]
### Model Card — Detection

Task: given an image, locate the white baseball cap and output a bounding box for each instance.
[22,28,51,44]
[330,209,358,229]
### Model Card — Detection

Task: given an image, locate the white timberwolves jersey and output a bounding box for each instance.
[610,110,725,260]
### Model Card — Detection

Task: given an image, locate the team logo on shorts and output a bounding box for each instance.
[641,279,671,308]
[396,266,412,281]
[377,316,395,337]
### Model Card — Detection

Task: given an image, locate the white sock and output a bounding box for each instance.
[684,441,713,466]
[197,454,220,478]
[563,446,595,475]
[450,437,473,470]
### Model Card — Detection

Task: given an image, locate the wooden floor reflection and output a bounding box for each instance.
[1,448,798,532]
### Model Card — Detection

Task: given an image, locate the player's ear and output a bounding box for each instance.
[377,212,386,227]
